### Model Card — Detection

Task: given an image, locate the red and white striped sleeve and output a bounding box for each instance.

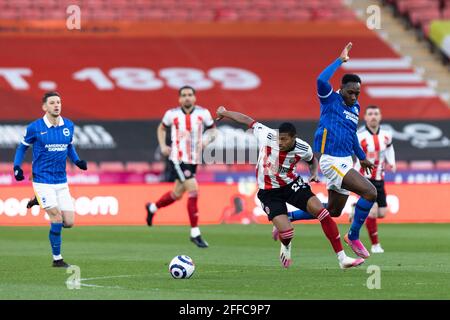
[162,109,173,128]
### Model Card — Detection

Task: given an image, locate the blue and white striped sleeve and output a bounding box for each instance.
[21,123,36,146]
[14,123,35,167]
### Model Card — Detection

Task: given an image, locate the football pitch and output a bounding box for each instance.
[0,224,449,300]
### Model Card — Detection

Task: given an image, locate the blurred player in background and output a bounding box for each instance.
[313,42,377,259]
[13,92,87,268]
[145,86,217,248]
[216,106,364,269]
[353,105,396,253]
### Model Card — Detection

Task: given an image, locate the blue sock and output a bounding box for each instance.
[49,222,63,258]
[288,203,328,221]
[348,198,374,240]
[288,210,315,221]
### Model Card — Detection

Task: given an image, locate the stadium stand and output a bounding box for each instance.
[382,0,450,64]
[0,0,357,22]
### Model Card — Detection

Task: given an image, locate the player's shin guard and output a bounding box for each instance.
[187,191,199,228]
[155,191,178,209]
[365,216,379,245]
[348,198,374,240]
[278,228,294,246]
[317,208,343,253]
[49,222,63,259]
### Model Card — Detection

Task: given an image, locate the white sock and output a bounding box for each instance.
[53,254,63,261]
[337,250,346,263]
[190,227,201,238]
[149,203,157,213]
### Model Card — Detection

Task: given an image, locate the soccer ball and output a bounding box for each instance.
[169,255,195,279]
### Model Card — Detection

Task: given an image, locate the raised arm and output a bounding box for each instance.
[317,42,352,98]
[216,106,255,128]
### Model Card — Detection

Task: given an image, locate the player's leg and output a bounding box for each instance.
[365,202,379,247]
[288,184,364,269]
[58,183,75,229]
[146,178,184,226]
[326,190,349,217]
[368,180,387,253]
[33,183,69,267]
[258,190,293,268]
[272,214,294,268]
[341,169,377,258]
[183,177,208,248]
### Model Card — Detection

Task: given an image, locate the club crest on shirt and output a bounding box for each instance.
[184,170,192,177]
[63,128,70,137]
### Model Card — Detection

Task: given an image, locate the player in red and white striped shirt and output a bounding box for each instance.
[216,106,364,269]
[354,105,396,253]
[145,86,217,248]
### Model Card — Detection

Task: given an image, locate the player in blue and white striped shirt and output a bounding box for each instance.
[13,91,87,268]
[278,43,377,259]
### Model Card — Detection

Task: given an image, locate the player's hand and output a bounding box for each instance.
[216,106,227,121]
[161,145,171,157]
[360,158,375,175]
[340,42,352,63]
[75,160,88,170]
[309,174,320,183]
[13,165,24,181]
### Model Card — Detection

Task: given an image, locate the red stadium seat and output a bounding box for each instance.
[409,8,441,27]
[99,161,125,172]
[86,162,99,173]
[442,7,450,19]
[0,162,13,173]
[150,162,165,172]
[201,164,230,172]
[125,161,151,173]
[395,161,409,171]
[409,160,435,170]
[435,160,450,170]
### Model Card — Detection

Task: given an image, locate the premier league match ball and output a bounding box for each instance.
[169,255,195,279]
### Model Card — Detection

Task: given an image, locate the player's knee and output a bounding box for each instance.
[327,208,342,217]
[63,222,73,228]
[364,185,377,202]
[172,191,183,200]
[47,211,63,222]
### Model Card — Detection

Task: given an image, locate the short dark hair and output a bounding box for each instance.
[365,105,380,113]
[342,74,362,85]
[42,91,60,103]
[178,85,195,96]
[278,122,297,137]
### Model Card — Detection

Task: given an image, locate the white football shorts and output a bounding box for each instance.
[319,154,354,195]
[32,182,75,211]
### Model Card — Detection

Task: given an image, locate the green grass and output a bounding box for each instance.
[0,224,449,300]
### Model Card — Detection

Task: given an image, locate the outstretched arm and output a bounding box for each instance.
[317,42,352,98]
[216,106,255,128]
